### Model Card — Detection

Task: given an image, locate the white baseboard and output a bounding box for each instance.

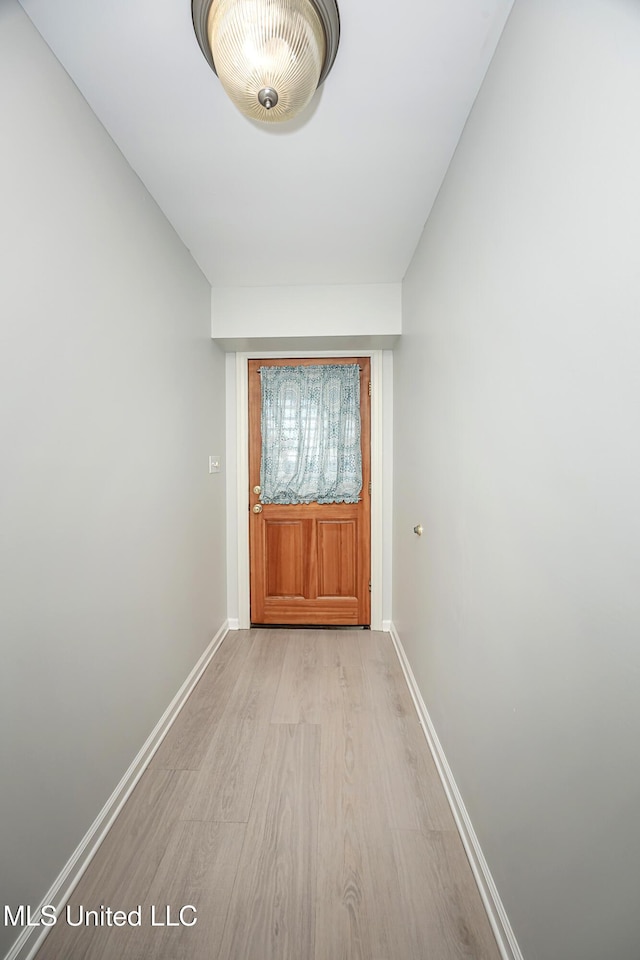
[5,620,230,960]
[226,617,240,630]
[381,619,392,633]
[388,622,523,960]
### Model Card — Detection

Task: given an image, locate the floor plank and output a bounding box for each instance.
[39,769,196,960]
[358,630,415,720]
[315,712,401,960]
[370,711,456,834]
[272,628,367,724]
[180,629,287,822]
[391,828,501,959]
[271,629,329,724]
[116,820,246,960]
[216,722,320,960]
[151,631,254,771]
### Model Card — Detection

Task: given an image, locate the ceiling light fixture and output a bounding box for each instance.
[192,0,340,124]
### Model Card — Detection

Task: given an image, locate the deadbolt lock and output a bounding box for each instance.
[253,485,261,495]
[252,503,263,513]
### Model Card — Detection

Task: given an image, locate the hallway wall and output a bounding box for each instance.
[212,283,401,346]
[0,5,226,956]
[393,1,640,958]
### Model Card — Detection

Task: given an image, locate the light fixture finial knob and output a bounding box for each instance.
[258,87,279,111]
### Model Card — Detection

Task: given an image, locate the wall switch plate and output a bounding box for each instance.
[209,455,221,474]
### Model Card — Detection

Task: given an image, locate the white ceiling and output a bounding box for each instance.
[18,0,514,288]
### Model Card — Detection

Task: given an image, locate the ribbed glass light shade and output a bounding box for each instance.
[207,0,326,123]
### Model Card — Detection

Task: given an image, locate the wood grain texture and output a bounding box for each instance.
[358,629,414,720]
[270,629,327,725]
[34,629,501,960]
[391,828,500,960]
[315,711,400,960]
[370,712,456,834]
[116,820,246,960]
[38,769,196,960]
[216,722,320,960]
[151,631,254,770]
[271,629,367,725]
[358,632,455,832]
[180,630,287,822]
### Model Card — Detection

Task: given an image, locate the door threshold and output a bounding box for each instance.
[250,623,371,630]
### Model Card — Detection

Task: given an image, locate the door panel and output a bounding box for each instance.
[264,520,305,597]
[317,520,357,598]
[249,357,370,625]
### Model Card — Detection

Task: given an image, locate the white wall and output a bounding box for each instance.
[0,5,226,956]
[212,283,401,349]
[394,1,640,958]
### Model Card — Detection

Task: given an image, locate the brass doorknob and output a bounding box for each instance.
[252,503,263,514]
[413,524,423,536]
[253,485,261,495]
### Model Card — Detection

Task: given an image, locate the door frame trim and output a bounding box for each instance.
[233,349,384,630]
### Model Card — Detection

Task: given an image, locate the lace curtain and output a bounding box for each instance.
[259,364,362,504]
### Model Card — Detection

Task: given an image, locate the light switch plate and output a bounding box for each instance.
[209,455,221,474]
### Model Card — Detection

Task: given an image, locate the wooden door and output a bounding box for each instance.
[249,357,371,626]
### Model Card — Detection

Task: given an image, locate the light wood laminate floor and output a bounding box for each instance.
[36,630,501,960]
